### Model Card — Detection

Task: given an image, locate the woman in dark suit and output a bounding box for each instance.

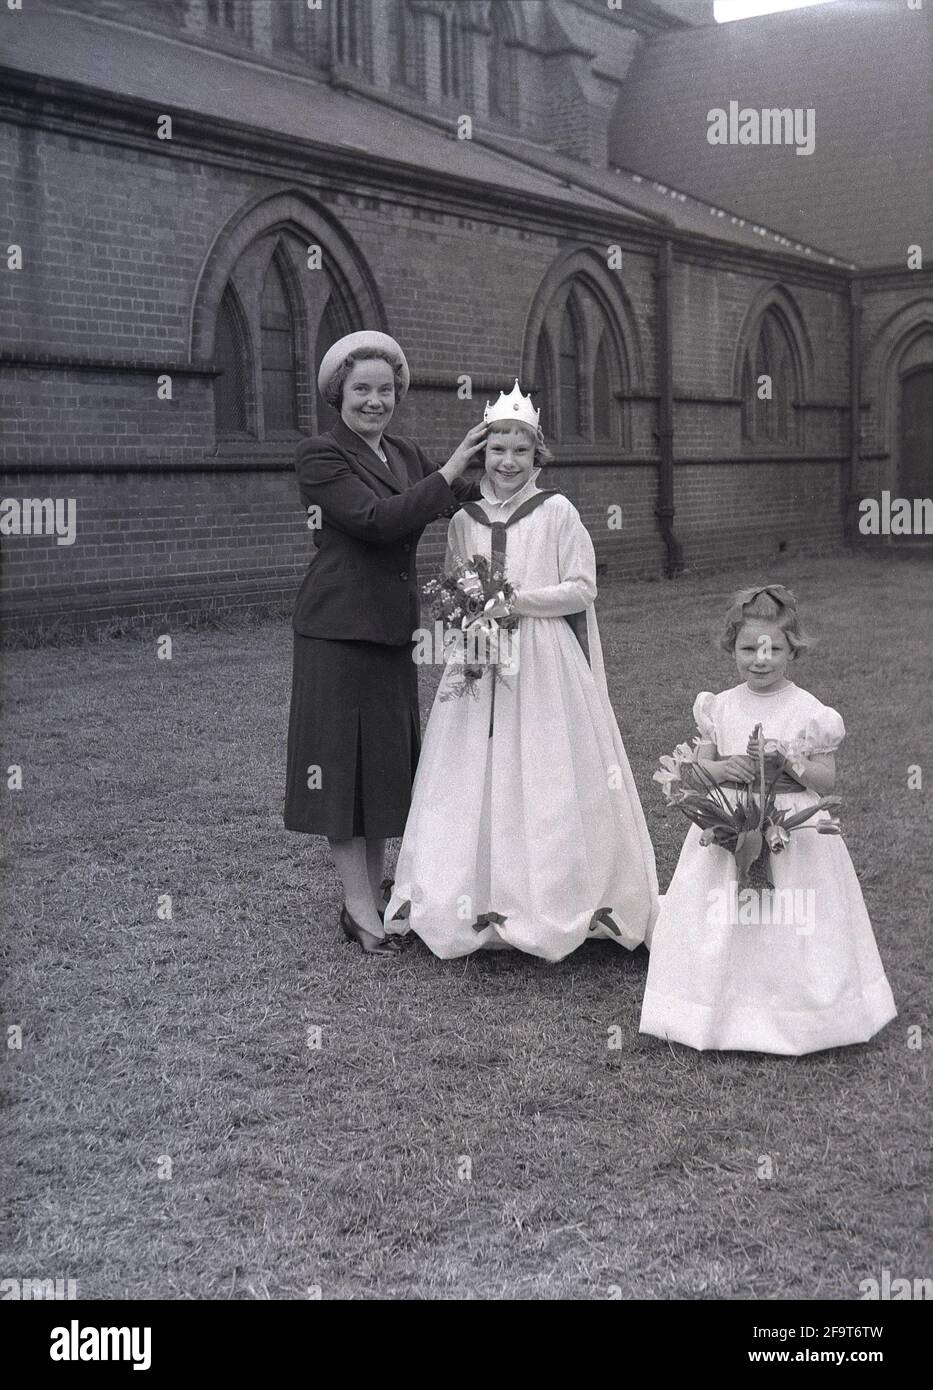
[284,331,486,955]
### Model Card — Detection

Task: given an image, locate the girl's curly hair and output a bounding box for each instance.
[719,584,814,659]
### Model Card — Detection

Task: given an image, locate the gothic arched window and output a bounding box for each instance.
[438,5,470,101]
[558,306,582,441]
[334,0,368,69]
[533,278,628,447]
[535,332,556,437]
[214,287,249,436]
[487,4,516,122]
[593,334,613,441]
[260,256,299,435]
[741,307,801,446]
[440,10,456,98]
[315,292,352,429]
[211,228,366,445]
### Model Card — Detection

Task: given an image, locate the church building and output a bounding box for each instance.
[1,0,930,630]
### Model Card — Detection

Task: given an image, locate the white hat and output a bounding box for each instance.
[317,331,410,399]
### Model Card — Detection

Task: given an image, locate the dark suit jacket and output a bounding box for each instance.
[293,416,481,645]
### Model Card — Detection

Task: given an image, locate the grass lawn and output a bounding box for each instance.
[2,551,931,1300]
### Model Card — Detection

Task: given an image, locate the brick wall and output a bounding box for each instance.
[1,80,869,637]
[0,466,308,624]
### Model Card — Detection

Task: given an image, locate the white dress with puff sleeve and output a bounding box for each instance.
[385,480,659,962]
[639,682,896,1053]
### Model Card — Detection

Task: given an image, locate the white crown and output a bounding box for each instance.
[483,379,540,431]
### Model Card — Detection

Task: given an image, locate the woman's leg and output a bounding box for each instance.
[365,838,388,906]
[329,837,386,939]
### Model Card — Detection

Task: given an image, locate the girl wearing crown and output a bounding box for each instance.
[639,584,896,1054]
[384,383,659,961]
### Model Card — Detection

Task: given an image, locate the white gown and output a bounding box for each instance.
[639,683,897,1053]
[385,473,659,962]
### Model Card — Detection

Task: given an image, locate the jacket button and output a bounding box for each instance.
[399,571,409,581]
[402,542,411,552]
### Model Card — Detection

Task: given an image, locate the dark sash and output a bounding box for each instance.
[460,490,590,665]
[720,774,807,795]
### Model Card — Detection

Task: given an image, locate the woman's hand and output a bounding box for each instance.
[439,423,488,485]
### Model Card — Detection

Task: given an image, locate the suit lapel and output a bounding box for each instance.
[382,436,412,488]
[331,417,404,494]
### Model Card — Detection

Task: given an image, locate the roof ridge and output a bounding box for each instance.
[609,164,852,266]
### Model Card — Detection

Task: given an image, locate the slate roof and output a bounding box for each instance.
[0,4,630,218]
[0,0,838,265]
[609,0,933,268]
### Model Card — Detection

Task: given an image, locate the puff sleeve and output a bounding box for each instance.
[692,691,718,741]
[791,705,846,756]
[510,500,597,618]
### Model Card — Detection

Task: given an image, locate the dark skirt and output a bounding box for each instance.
[284,633,421,839]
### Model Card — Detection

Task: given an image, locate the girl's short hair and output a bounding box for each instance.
[323,348,407,410]
[486,420,553,468]
[719,584,814,658]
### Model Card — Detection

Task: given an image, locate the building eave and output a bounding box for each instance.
[0,67,853,291]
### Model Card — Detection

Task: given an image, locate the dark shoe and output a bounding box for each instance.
[339,903,400,956]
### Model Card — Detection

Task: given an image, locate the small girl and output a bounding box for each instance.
[385,382,659,961]
[639,584,896,1054]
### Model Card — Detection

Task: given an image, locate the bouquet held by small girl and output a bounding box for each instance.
[640,584,896,1055]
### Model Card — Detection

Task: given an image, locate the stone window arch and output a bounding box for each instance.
[734,285,812,452]
[192,190,387,446]
[740,307,802,447]
[525,252,642,452]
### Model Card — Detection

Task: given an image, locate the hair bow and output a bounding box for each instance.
[726,583,798,627]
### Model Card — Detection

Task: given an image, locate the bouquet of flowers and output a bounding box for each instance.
[421,554,519,702]
[654,723,842,891]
